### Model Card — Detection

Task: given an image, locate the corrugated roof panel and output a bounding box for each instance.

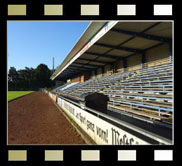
[80,53,98,59]
[145,22,172,38]
[96,31,132,46]
[75,59,90,64]
[71,63,95,68]
[89,62,106,66]
[87,44,111,54]
[114,22,155,32]
[107,49,131,57]
[96,56,116,62]
[122,37,160,49]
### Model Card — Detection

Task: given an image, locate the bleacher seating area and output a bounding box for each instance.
[54,63,173,126]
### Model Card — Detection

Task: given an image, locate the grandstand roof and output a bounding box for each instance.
[51,21,172,80]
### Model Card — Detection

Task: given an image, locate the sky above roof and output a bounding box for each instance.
[8,21,90,70]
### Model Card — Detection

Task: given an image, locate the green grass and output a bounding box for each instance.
[8,91,34,102]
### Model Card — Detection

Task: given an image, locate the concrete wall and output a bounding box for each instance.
[126,54,142,72]
[82,72,90,82]
[71,75,81,83]
[97,68,102,78]
[145,44,170,67]
[114,60,123,73]
[90,71,94,79]
[71,72,90,82]
[104,65,113,76]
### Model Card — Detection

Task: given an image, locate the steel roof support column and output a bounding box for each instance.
[141,52,146,69]
[95,69,97,77]
[123,58,126,72]
[101,66,105,77]
[169,42,172,63]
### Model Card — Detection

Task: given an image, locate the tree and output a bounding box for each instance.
[8,67,19,90]
[34,64,53,88]
[8,67,18,82]
[8,64,55,90]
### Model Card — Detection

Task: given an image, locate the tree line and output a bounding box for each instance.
[8,64,55,91]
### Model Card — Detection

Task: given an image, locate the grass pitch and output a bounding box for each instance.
[8,91,34,101]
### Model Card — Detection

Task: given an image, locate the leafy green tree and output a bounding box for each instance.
[34,64,52,88]
[8,67,19,90]
[8,64,55,90]
[8,67,18,82]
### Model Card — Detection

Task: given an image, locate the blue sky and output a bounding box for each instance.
[8,21,90,70]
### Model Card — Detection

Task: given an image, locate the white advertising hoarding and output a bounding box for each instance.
[57,97,149,145]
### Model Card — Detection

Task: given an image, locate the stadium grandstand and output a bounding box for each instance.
[48,21,173,145]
